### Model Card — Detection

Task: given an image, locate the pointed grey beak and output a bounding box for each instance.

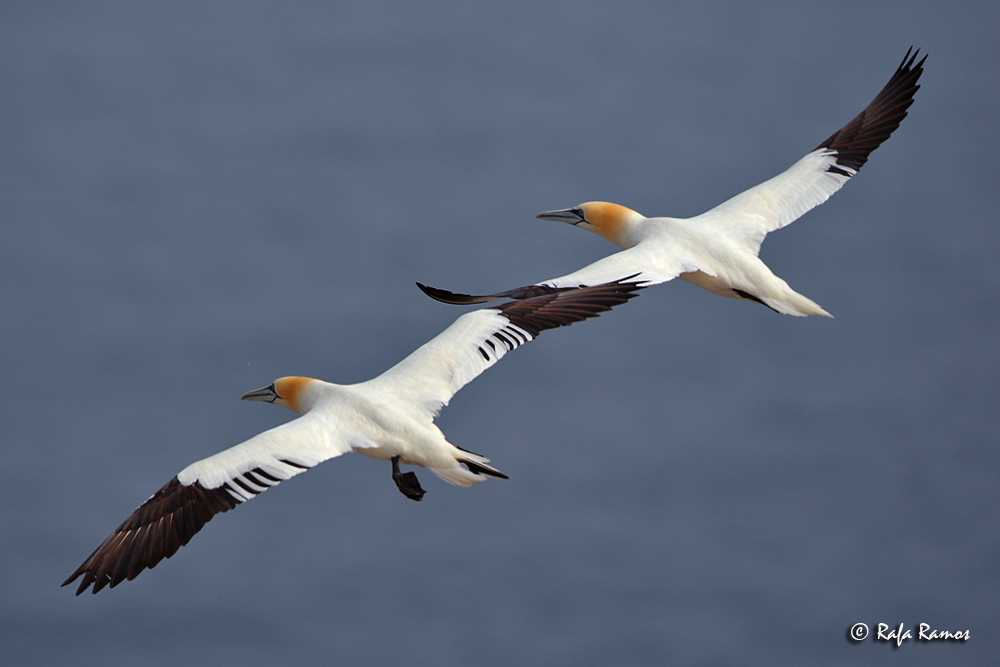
[241,383,278,402]
[536,207,586,224]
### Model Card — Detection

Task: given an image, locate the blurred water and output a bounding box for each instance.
[2,2,998,666]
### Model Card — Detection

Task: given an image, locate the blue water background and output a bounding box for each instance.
[2,2,997,665]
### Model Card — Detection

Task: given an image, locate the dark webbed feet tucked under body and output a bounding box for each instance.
[391,455,426,501]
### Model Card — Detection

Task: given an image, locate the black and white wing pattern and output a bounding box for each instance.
[63,416,348,595]
[702,48,925,252]
[371,278,643,417]
[416,250,681,306]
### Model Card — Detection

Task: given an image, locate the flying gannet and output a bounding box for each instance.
[63,278,642,595]
[418,49,925,318]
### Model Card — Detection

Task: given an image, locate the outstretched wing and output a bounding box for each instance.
[417,245,679,306]
[699,48,925,253]
[373,278,643,417]
[63,414,349,595]
[421,51,925,306]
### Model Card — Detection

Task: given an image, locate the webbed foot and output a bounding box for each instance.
[391,455,426,501]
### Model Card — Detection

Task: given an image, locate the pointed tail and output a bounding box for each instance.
[426,451,509,488]
[760,290,833,318]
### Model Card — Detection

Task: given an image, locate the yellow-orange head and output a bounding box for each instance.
[536,201,643,247]
[241,376,319,415]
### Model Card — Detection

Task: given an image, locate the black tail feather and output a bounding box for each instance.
[459,457,509,480]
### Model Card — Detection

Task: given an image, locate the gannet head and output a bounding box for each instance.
[241,376,319,415]
[536,201,643,248]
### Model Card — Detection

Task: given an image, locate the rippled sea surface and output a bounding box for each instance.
[3,3,997,665]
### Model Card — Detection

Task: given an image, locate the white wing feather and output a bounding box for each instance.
[695,149,853,253]
[541,243,697,290]
[366,308,530,417]
[177,413,353,493]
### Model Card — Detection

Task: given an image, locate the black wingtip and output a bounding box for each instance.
[61,570,85,595]
[63,475,245,595]
[415,282,499,305]
[901,46,928,72]
[416,281,589,305]
[494,275,645,337]
[814,47,926,174]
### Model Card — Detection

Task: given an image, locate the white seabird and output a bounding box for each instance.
[419,49,925,317]
[64,279,641,595]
